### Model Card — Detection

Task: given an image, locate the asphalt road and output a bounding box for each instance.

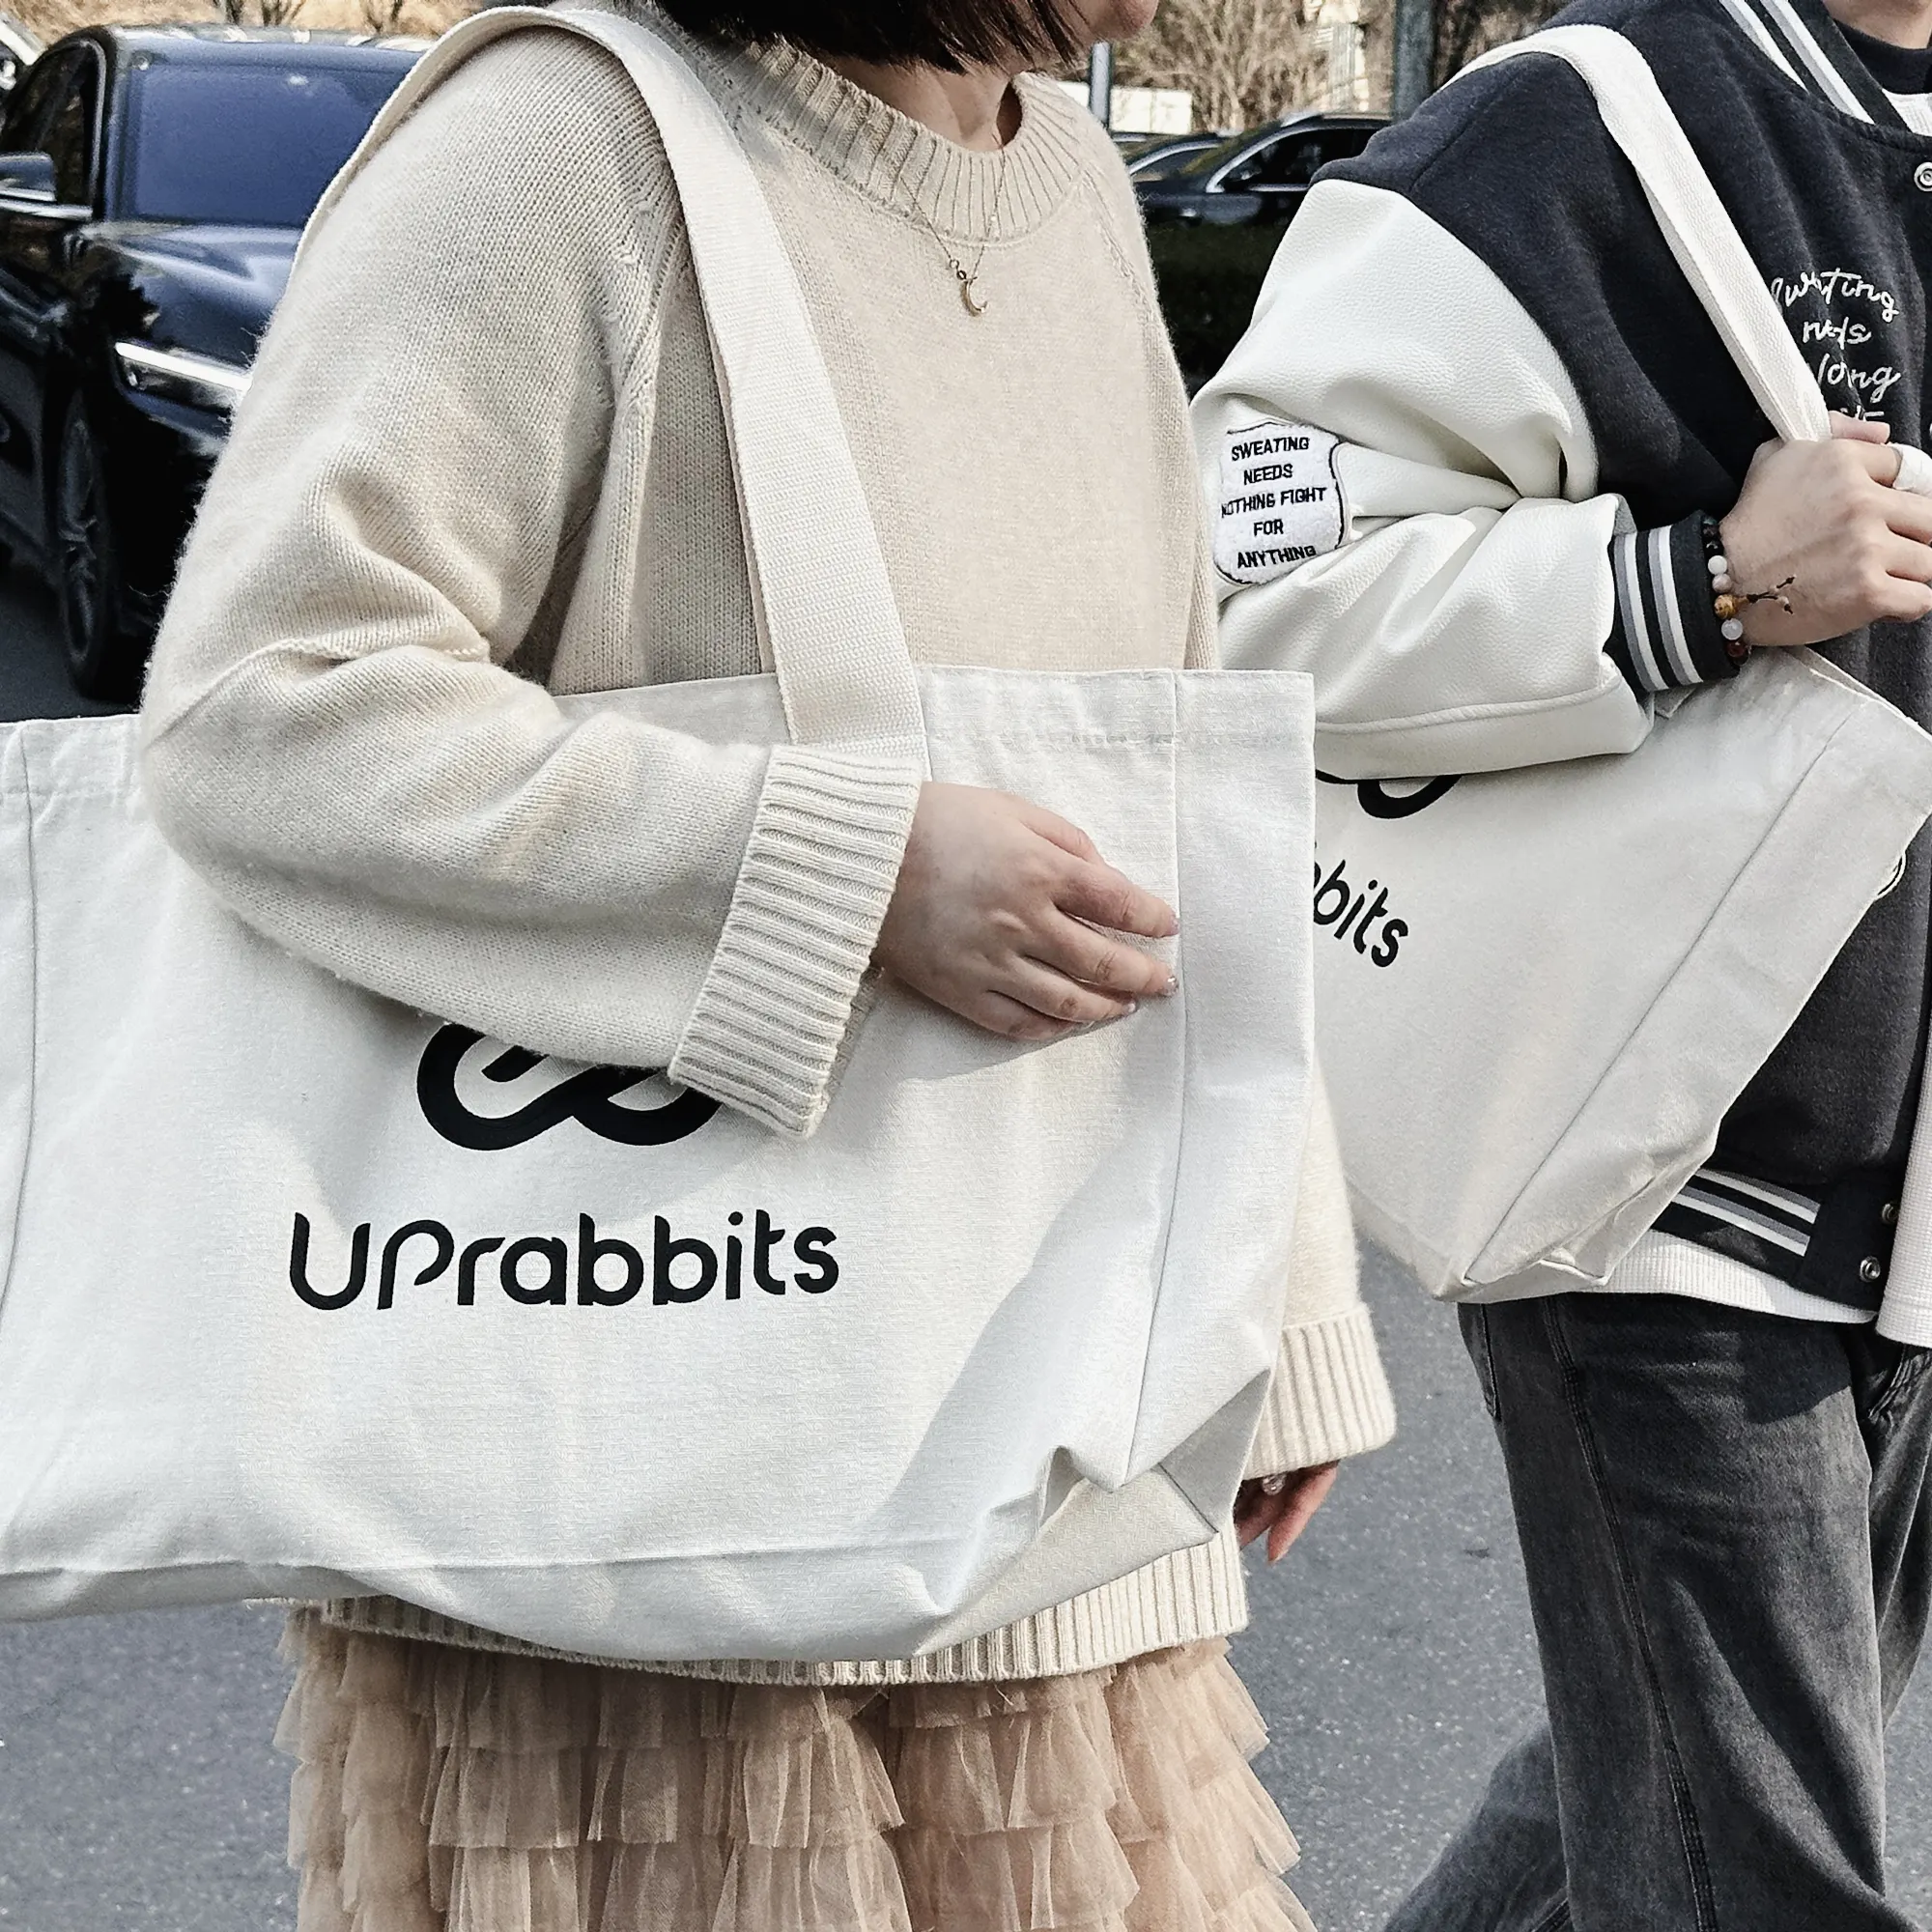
[2,563,1932,1930]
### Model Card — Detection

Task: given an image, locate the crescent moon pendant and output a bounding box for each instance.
[958,271,987,317]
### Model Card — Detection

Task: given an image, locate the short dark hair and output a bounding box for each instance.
[655,0,1081,72]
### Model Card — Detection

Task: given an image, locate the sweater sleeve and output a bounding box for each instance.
[1193,178,1726,780]
[1245,1066,1396,1476]
[137,34,920,1139]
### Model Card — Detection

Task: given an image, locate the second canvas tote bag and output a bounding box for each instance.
[1309,25,1932,1300]
[0,9,1318,1661]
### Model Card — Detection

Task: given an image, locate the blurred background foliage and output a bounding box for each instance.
[9,0,466,42]
[1116,0,1564,127]
[7,0,1568,107]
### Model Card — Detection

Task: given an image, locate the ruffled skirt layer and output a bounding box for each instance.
[278,1611,1316,1932]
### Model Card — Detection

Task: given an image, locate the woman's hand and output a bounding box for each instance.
[874,782,1178,1041]
[1235,1463,1340,1564]
[1719,413,1932,647]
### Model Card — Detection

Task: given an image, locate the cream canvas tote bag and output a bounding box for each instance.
[0,8,1317,1662]
[1315,25,1932,1301]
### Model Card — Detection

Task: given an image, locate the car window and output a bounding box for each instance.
[1130,139,1215,181]
[42,46,99,204]
[0,46,70,156]
[117,55,412,227]
[1317,127,1376,166]
[1172,134,1252,181]
[1232,133,1328,191]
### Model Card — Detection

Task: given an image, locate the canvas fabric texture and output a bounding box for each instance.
[314,1079,1372,1687]
[0,7,1394,1681]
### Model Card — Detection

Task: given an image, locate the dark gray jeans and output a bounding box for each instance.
[1387,1291,1932,1932]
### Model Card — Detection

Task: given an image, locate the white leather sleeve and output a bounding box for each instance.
[1194,179,1653,779]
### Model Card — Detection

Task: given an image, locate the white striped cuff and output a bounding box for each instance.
[1605,514,1739,695]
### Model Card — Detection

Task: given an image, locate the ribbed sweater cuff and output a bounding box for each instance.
[670,746,922,1138]
[1244,1303,1397,1476]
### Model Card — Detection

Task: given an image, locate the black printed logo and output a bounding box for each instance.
[416,1025,721,1151]
[1311,773,1463,970]
[288,1208,838,1312]
[1318,772,1461,818]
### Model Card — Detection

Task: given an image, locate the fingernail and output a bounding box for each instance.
[1123,1000,1139,1015]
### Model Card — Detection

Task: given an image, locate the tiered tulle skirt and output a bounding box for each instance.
[278,1610,1317,1932]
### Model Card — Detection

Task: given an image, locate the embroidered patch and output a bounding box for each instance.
[1214,420,1344,584]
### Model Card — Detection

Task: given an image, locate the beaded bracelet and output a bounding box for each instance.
[1700,513,1751,664]
[1700,512,1793,665]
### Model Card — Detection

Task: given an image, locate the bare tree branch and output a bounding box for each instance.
[1114,0,1556,126]
[1117,0,1326,130]
[1431,0,1563,85]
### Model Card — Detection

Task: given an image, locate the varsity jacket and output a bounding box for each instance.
[1195,0,1932,1316]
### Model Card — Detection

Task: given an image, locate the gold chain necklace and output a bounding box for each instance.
[913,141,1010,317]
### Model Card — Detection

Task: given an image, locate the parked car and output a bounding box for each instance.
[1118,131,1221,179]
[0,14,40,99]
[1134,110,1385,226]
[0,25,421,696]
[1137,109,1387,392]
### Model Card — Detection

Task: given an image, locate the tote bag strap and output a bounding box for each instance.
[1463,25,1831,444]
[299,6,928,765]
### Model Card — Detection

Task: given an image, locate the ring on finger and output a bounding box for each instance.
[1891,443,1932,496]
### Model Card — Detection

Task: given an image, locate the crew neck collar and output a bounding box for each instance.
[1838,16,1932,93]
[611,1,1092,241]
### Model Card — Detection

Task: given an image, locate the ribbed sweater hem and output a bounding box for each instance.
[314,1529,1250,1685]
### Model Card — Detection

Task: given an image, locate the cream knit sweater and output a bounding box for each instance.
[139,4,1395,1683]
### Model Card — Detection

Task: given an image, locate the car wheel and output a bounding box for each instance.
[53,400,143,700]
